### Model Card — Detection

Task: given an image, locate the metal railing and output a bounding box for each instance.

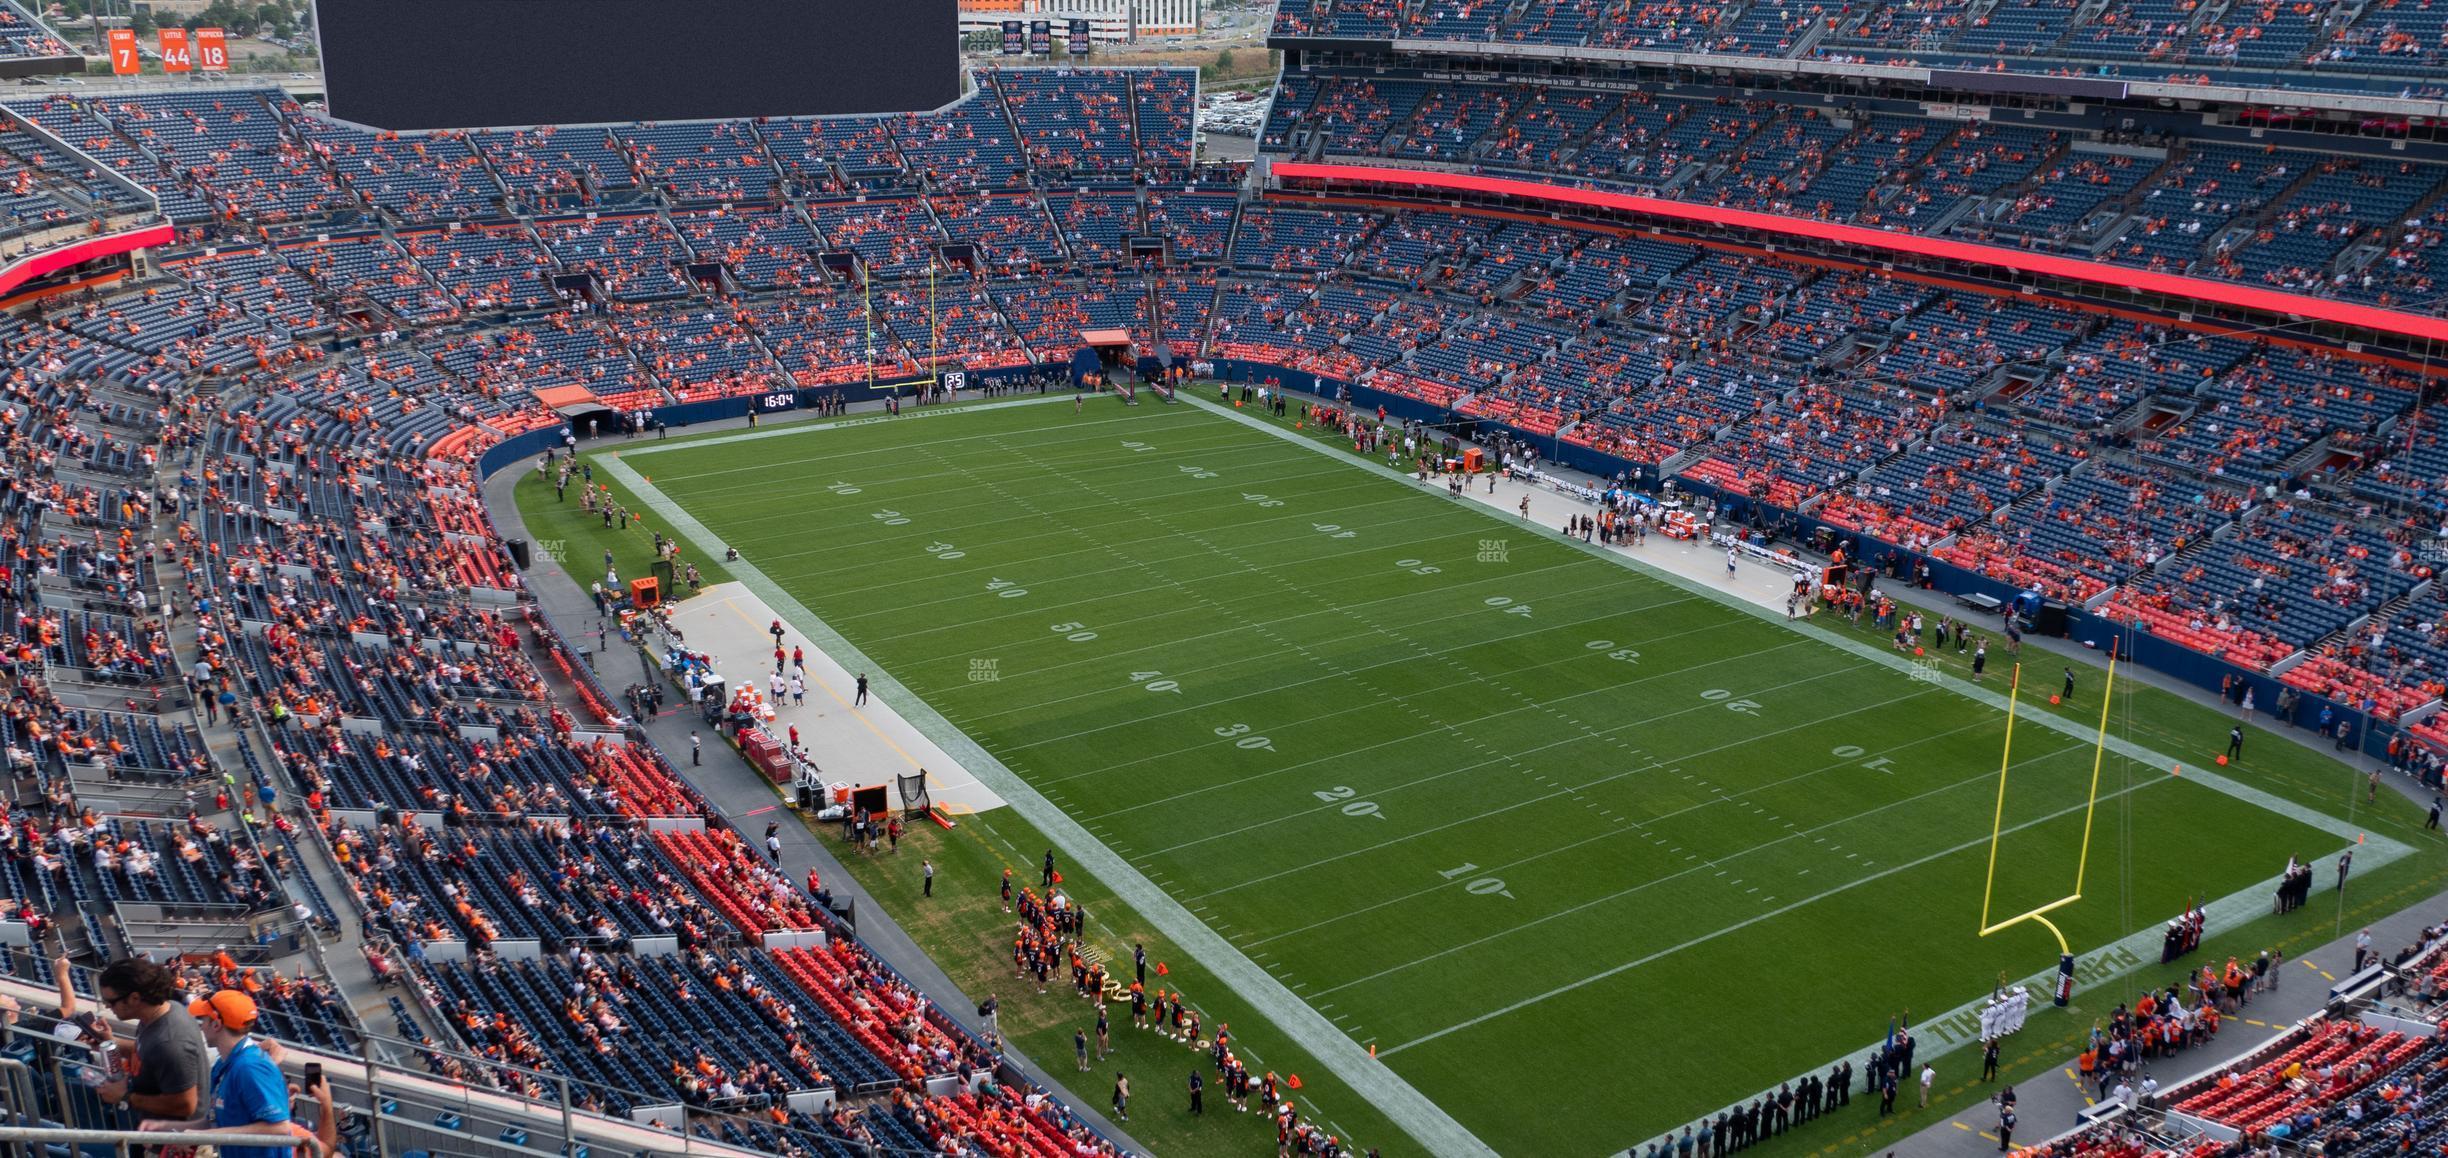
[0,983,848,1158]
[0,1125,258,1158]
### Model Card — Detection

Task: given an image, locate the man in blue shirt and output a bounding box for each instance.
[139,990,320,1158]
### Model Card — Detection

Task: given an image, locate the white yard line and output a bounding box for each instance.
[1130,666,1928,852]
[1228,715,2022,936]
[610,397,2407,1158]
[801,502,1520,633]
[593,445,1502,1158]
[731,466,1413,575]
[1374,772,2302,1060]
[613,393,1094,463]
[1179,394,2404,1145]
[1183,396,2403,854]
[1003,617,1810,767]
[1028,616,1745,788]
[670,426,1344,510]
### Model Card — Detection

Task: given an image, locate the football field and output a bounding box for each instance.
[609,396,2357,1154]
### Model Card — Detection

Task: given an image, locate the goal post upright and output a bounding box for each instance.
[2070,655,2119,898]
[1975,655,2122,988]
[1976,663,2024,936]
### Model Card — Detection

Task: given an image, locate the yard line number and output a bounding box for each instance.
[1214,723,1274,752]
[1051,621,1097,642]
[1312,785,1384,820]
[924,541,965,561]
[1584,640,1640,663]
[1439,862,1514,899]
[1829,744,1896,773]
[1130,670,1181,694]
[827,481,862,495]
[1484,595,1532,617]
[985,578,1028,598]
[871,509,910,526]
[1701,688,1762,715]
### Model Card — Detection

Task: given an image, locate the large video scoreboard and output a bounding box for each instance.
[315,0,959,131]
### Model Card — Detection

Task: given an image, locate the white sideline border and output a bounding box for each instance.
[1171,394,2410,1147]
[603,393,2404,1157]
[1180,394,2396,851]
[593,414,1504,1158]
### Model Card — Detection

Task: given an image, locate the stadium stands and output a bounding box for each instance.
[809,198,946,277]
[6,38,2448,1157]
[890,94,1029,192]
[994,69,1140,181]
[673,207,824,292]
[1270,0,2448,94]
[536,214,694,303]
[404,224,563,313]
[1255,69,2448,311]
[301,122,503,222]
[0,0,70,61]
[284,235,465,325]
[89,92,354,226]
[617,120,778,205]
[765,116,910,195]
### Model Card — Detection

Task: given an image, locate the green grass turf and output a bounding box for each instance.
[783,788,1411,1157]
[510,458,734,600]
[614,399,2388,1155]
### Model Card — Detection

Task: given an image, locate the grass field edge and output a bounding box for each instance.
[1173,395,2405,860]
[614,393,1076,461]
[590,444,1504,1158]
[1168,394,2419,1149]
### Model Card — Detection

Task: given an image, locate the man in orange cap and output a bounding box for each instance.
[140,990,324,1158]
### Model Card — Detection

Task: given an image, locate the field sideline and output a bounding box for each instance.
[595,396,2380,1156]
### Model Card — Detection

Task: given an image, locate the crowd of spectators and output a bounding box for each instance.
[0,295,1140,1156]
[1256,68,2448,307]
[1270,0,2448,93]
[1,48,2447,1157]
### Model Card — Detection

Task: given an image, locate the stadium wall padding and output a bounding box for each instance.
[479,359,2409,772]
[1309,387,2407,763]
[315,0,960,131]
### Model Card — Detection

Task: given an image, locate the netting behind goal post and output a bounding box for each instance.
[898,769,932,819]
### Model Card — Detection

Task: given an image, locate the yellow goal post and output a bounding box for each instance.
[1975,656,2120,959]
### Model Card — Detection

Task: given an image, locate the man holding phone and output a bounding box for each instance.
[140,990,333,1158]
[91,959,206,1129]
[292,1063,340,1156]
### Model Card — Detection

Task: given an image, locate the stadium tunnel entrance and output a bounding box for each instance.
[535,385,626,439]
[1072,328,1138,388]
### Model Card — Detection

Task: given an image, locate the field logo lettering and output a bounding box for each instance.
[536,539,568,563]
[968,658,1001,683]
[1910,654,1943,684]
[1477,538,1509,563]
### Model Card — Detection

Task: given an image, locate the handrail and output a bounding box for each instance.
[2,103,160,216]
[0,1126,269,1148]
[1269,29,2448,118]
[0,1001,774,1158]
